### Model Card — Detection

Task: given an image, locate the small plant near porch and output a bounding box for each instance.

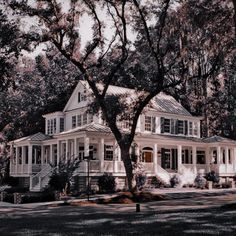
[48,158,81,194]
[97,173,116,193]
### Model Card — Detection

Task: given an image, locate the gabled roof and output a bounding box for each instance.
[76,81,193,117]
[13,132,52,143]
[202,135,236,144]
[58,123,111,135]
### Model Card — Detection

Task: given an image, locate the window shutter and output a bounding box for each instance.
[152,117,156,133]
[175,119,179,134]
[171,119,175,134]
[160,117,164,133]
[184,120,188,135]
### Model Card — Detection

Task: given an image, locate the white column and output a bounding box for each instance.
[136,143,140,162]
[99,138,104,172]
[84,136,90,158]
[15,146,19,173]
[40,146,43,166]
[74,138,78,159]
[50,145,53,164]
[177,145,182,171]
[205,147,210,172]
[113,141,118,173]
[57,141,60,165]
[28,145,32,174]
[217,146,221,165]
[66,139,69,161]
[153,143,158,174]
[233,148,236,172]
[22,146,26,173]
[225,147,229,174]
[192,146,197,174]
[156,117,160,134]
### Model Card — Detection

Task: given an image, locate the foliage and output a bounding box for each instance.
[170,175,180,188]
[133,162,147,190]
[150,176,165,188]
[194,174,207,189]
[205,171,220,183]
[97,173,116,193]
[221,182,231,189]
[48,158,81,193]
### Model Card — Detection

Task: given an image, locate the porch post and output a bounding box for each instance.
[233,148,236,172]
[50,144,53,164]
[153,143,158,175]
[22,146,26,173]
[28,145,32,174]
[66,139,69,161]
[57,141,60,165]
[192,146,197,174]
[74,138,78,159]
[225,146,229,174]
[205,147,210,172]
[217,146,221,164]
[113,141,118,173]
[136,143,140,163]
[84,136,90,158]
[99,138,104,172]
[15,147,19,173]
[177,145,182,171]
[40,146,43,166]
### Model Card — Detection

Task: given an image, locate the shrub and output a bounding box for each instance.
[194,174,207,189]
[222,182,231,189]
[135,173,147,190]
[151,176,165,188]
[205,171,219,183]
[170,175,180,188]
[97,173,116,193]
[48,172,69,192]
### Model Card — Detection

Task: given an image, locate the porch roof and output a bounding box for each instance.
[12,132,52,144]
[202,135,236,144]
[58,123,111,135]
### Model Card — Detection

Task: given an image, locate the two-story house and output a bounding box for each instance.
[9,81,236,191]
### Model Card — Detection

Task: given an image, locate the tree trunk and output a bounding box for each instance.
[120,146,133,191]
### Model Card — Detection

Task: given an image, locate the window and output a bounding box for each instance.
[229,149,232,164]
[178,120,184,134]
[60,118,64,132]
[145,116,151,131]
[182,149,192,164]
[193,122,198,136]
[197,150,205,164]
[189,121,193,135]
[78,92,81,103]
[72,116,76,128]
[164,118,171,133]
[83,112,87,125]
[47,118,57,135]
[104,145,113,161]
[77,115,82,127]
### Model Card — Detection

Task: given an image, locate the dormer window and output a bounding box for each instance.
[47,118,56,135]
[78,90,87,103]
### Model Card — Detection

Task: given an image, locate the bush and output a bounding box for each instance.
[135,173,147,190]
[21,191,55,204]
[97,173,116,193]
[151,176,165,188]
[205,171,219,183]
[194,174,207,189]
[170,175,180,188]
[222,182,231,189]
[48,172,69,192]
[4,186,28,193]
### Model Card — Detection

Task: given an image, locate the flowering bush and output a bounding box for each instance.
[194,174,207,189]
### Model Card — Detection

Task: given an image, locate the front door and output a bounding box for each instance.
[161,148,177,171]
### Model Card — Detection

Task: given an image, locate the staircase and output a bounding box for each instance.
[156,164,171,185]
[30,165,55,192]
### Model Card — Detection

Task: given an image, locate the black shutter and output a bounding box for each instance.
[175,119,179,134]
[152,117,156,133]
[160,117,164,133]
[171,119,175,134]
[185,120,188,135]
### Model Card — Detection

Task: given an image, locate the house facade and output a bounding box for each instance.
[9,81,236,191]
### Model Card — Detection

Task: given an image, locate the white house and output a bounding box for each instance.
[9,81,236,191]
